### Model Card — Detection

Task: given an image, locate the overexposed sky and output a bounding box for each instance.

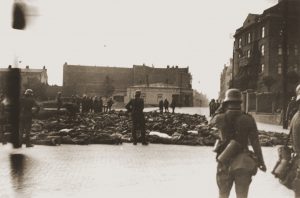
[0,0,278,99]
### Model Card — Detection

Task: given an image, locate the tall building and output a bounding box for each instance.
[232,0,300,95]
[63,63,193,105]
[0,66,48,93]
[219,59,233,100]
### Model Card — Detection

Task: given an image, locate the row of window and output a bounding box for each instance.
[238,44,299,58]
[259,63,299,74]
[238,26,265,48]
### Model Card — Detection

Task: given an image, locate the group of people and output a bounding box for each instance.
[209,98,221,117]
[56,92,114,114]
[158,97,176,113]
[2,86,300,197]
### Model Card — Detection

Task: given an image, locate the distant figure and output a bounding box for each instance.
[107,98,113,112]
[209,99,216,116]
[286,96,298,127]
[99,97,103,113]
[164,99,169,113]
[159,99,164,113]
[81,95,88,113]
[56,92,62,111]
[125,90,148,145]
[93,97,99,113]
[20,89,40,147]
[170,97,176,113]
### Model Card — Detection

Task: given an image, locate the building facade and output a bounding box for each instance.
[232,0,300,97]
[0,66,48,93]
[219,59,233,100]
[125,83,193,106]
[63,63,193,106]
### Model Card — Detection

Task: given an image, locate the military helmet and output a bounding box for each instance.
[296,84,300,101]
[223,89,242,103]
[24,89,33,96]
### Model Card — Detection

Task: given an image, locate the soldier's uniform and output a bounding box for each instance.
[210,89,265,198]
[125,91,147,145]
[289,85,300,197]
[290,110,300,197]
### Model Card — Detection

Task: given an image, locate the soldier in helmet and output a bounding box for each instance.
[125,90,148,145]
[210,88,266,198]
[288,84,300,197]
[20,89,40,147]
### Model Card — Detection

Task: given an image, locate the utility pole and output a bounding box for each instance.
[282,0,288,129]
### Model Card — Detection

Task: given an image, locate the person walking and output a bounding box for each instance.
[125,90,148,145]
[159,99,164,113]
[170,96,176,113]
[163,98,169,113]
[20,89,40,147]
[210,89,266,198]
[287,84,300,197]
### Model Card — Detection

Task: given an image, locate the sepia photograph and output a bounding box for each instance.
[0,0,299,197]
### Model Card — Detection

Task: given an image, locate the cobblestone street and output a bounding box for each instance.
[0,144,293,198]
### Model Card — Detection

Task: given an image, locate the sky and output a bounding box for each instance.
[0,0,278,99]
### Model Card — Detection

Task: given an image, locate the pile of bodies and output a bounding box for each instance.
[1,111,289,146]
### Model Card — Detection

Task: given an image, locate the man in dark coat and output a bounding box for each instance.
[163,98,169,113]
[20,89,40,147]
[159,99,164,113]
[170,97,176,113]
[210,89,266,198]
[125,90,148,145]
[107,97,113,112]
[99,97,103,113]
[209,99,216,117]
[56,92,62,111]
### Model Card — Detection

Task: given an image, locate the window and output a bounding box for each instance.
[278,63,282,74]
[238,38,242,48]
[295,45,298,56]
[278,45,283,55]
[295,64,298,72]
[157,94,163,102]
[247,33,251,43]
[247,50,251,58]
[261,26,265,38]
[261,45,265,56]
[259,64,265,73]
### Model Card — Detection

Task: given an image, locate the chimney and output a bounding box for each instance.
[167,65,170,69]
[175,66,178,69]
[8,65,12,69]
[43,66,46,69]
[26,65,29,69]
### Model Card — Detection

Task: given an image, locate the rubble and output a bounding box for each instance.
[0,110,290,146]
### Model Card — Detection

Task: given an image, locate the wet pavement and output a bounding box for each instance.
[0,144,293,198]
